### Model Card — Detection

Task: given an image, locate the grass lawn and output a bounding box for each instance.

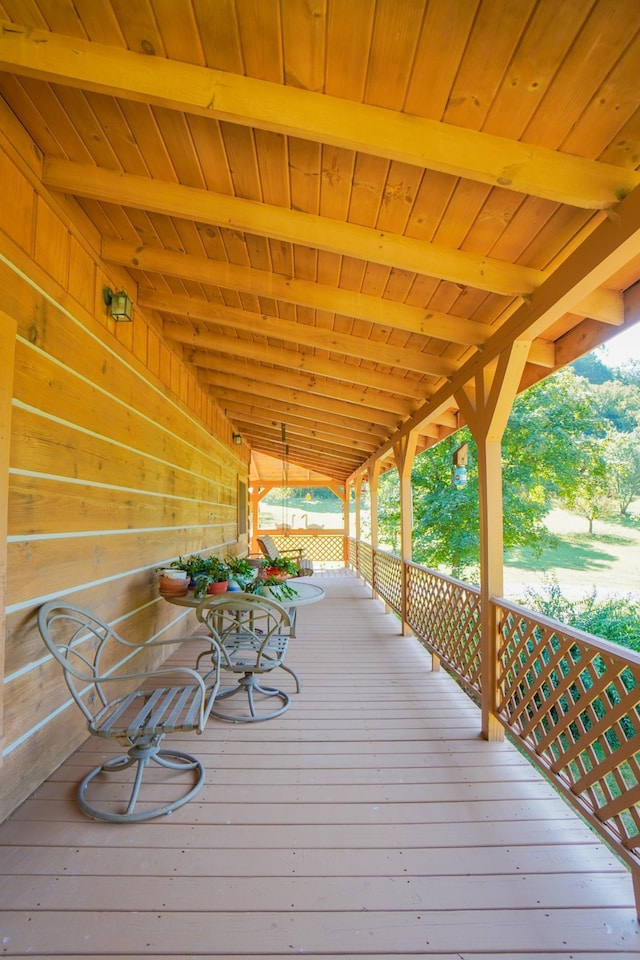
[504,507,640,600]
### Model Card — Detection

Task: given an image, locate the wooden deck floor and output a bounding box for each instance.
[1,570,638,958]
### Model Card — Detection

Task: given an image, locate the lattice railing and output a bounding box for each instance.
[406,563,482,699]
[357,541,373,585]
[266,533,344,564]
[346,538,640,889]
[496,599,640,873]
[371,548,402,615]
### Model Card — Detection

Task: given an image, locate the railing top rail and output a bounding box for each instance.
[495,595,640,668]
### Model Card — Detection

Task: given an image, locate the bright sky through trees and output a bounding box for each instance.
[600,325,640,368]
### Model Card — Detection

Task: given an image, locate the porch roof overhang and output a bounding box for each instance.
[1,2,639,484]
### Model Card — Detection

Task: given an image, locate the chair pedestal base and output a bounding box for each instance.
[211,673,291,723]
[78,746,205,823]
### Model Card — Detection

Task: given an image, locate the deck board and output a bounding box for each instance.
[0,571,637,958]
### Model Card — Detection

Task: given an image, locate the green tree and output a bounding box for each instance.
[379,368,610,578]
[570,351,613,384]
[604,428,640,515]
[591,380,640,433]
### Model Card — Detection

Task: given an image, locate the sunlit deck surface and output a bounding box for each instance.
[1,570,638,958]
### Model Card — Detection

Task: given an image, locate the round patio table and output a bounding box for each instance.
[164,580,324,637]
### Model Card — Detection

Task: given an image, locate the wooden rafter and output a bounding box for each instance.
[1,20,638,208]
[44,159,543,296]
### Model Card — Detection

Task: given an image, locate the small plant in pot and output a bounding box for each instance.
[245,575,297,602]
[261,556,299,579]
[168,554,208,586]
[225,555,256,588]
[192,556,231,598]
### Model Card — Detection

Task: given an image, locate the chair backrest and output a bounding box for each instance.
[195,593,291,671]
[256,535,280,561]
[38,601,143,724]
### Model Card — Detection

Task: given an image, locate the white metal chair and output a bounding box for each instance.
[256,535,314,576]
[38,601,222,823]
[195,593,296,722]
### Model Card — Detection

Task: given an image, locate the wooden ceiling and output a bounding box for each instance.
[1,0,639,482]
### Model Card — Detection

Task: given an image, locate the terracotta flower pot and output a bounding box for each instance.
[158,573,189,597]
[206,580,229,594]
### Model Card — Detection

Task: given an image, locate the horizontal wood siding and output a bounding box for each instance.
[0,107,248,821]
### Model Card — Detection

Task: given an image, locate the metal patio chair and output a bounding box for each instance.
[38,601,222,823]
[195,593,297,722]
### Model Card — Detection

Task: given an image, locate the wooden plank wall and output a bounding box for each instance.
[0,98,248,821]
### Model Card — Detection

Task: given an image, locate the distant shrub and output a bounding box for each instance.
[523,576,640,653]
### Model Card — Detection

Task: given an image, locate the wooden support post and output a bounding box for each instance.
[369,460,381,550]
[354,473,363,545]
[343,478,352,568]
[456,341,531,740]
[0,310,17,764]
[393,431,418,636]
[368,460,381,598]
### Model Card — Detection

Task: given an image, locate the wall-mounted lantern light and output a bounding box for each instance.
[103,287,133,322]
[232,433,243,446]
[452,442,469,489]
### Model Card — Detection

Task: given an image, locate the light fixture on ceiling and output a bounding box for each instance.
[103,286,133,322]
[232,432,243,446]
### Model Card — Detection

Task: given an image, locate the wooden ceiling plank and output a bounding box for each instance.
[482,0,593,141]
[106,0,167,58]
[65,0,125,46]
[191,0,243,73]
[235,0,283,83]
[151,0,206,65]
[282,0,327,94]
[119,100,179,181]
[404,0,478,121]
[85,92,149,176]
[104,240,494,345]
[2,20,638,206]
[524,3,640,153]
[151,106,207,188]
[142,290,459,377]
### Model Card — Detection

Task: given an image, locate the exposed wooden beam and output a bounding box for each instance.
[231,416,375,460]
[221,389,388,437]
[108,241,489,346]
[246,433,359,474]
[156,302,458,378]
[2,21,637,208]
[363,186,640,474]
[44,159,543,296]
[223,398,385,447]
[197,364,413,424]
[170,333,432,398]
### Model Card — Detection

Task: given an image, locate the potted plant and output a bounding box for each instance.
[244,575,297,602]
[192,556,231,598]
[167,554,208,586]
[261,556,299,579]
[225,555,256,588]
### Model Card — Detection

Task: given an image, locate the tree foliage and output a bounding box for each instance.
[524,577,640,653]
[379,368,615,578]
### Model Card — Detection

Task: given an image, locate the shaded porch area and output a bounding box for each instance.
[0,570,637,958]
